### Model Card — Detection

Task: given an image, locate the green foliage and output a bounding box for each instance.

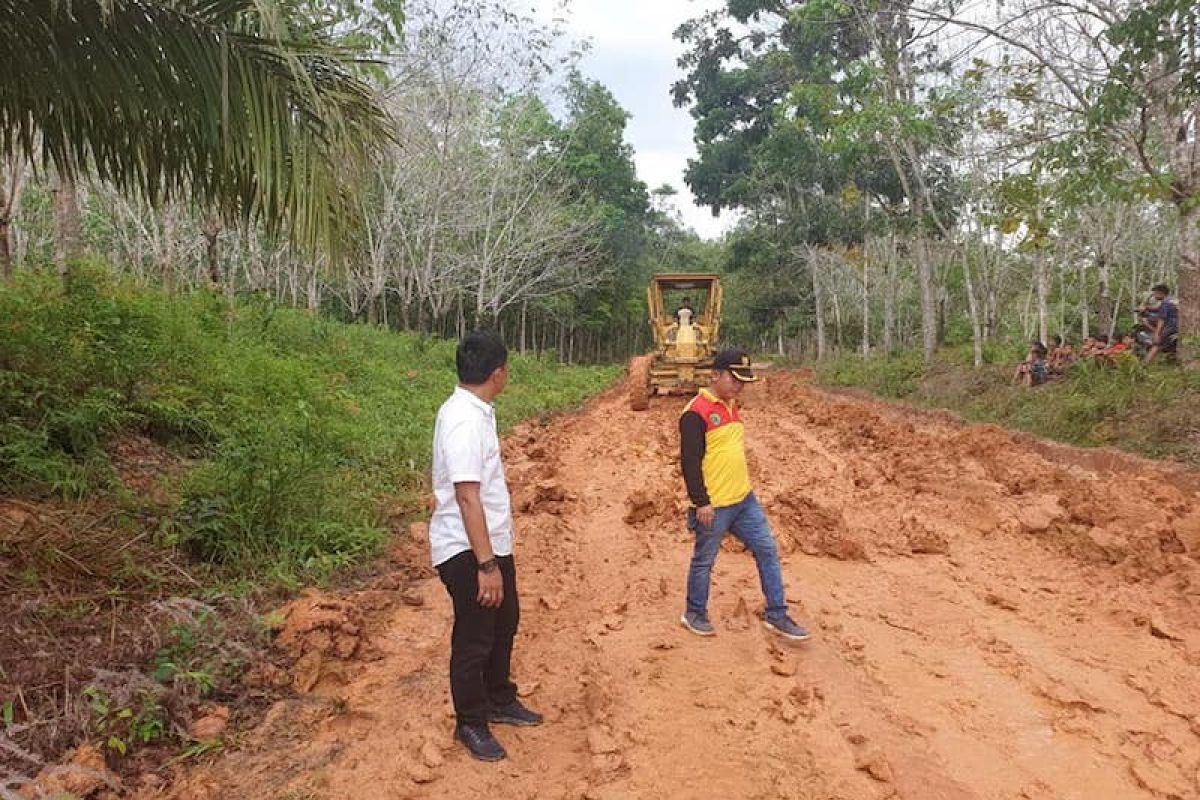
[674,0,966,350]
[816,350,926,398]
[83,686,169,758]
[152,616,221,697]
[172,738,225,763]
[0,0,393,260]
[0,271,617,581]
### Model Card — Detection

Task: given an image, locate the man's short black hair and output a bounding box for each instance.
[456,330,507,385]
[1096,334,1109,344]
[1152,283,1170,295]
[1052,335,1063,346]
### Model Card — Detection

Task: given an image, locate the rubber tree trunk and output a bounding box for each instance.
[520,301,528,355]
[1035,252,1049,346]
[811,251,827,361]
[0,154,24,280]
[915,237,937,363]
[882,257,895,354]
[52,169,83,285]
[1079,260,1090,340]
[860,264,870,357]
[1178,201,1200,339]
[1096,254,1112,336]
[962,247,983,368]
[0,216,10,280]
[159,202,177,294]
[202,212,222,287]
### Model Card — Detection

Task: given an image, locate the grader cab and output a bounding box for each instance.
[627,273,723,410]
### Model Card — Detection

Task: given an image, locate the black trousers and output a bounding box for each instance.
[436,551,519,725]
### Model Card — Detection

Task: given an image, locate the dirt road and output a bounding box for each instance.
[151,374,1200,800]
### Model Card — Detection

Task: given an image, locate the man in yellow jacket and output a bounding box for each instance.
[678,349,810,641]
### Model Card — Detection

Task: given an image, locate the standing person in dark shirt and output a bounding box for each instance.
[678,349,810,641]
[1144,284,1180,363]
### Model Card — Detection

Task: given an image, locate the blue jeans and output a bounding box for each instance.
[686,492,788,621]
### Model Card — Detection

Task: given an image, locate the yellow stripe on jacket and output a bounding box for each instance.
[684,389,752,507]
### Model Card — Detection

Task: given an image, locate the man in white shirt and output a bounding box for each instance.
[430,331,542,762]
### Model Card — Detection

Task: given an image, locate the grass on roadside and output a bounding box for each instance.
[0,266,618,583]
[815,343,1200,465]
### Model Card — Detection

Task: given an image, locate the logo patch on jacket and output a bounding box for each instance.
[709,413,722,426]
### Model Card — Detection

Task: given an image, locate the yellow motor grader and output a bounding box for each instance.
[627,273,723,410]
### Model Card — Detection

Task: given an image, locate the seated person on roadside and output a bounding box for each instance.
[1013,341,1048,387]
[1094,332,1133,366]
[1144,284,1180,364]
[1115,332,1138,363]
[1047,334,1075,374]
[1106,332,1132,357]
[1085,334,1109,360]
[1133,321,1156,360]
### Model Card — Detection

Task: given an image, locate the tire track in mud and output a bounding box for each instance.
[138,374,1200,800]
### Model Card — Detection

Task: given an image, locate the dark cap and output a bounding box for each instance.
[712,349,758,382]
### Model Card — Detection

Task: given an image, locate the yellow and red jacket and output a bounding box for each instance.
[679,389,752,508]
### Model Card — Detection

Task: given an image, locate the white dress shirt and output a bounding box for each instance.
[429,386,514,566]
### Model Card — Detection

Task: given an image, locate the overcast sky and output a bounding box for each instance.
[529,0,737,240]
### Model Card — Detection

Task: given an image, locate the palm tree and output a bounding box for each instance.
[0,0,392,275]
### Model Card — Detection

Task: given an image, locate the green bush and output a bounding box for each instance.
[816,349,925,398]
[813,343,1200,465]
[0,270,617,580]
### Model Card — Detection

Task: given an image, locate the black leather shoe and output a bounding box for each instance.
[455,723,506,762]
[489,700,544,727]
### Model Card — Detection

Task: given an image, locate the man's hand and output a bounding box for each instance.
[477,568,503,607]
[696,504,715,528]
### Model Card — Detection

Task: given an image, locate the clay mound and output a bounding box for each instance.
[901,514,951,555]
[275,591,364,660]
[771,495,869,561]
[19,744,121,800]
[623,488,681,528]
[515,479,574,514]
[273,591,366,694]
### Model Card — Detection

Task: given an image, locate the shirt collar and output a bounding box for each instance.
[699,387,736,411]
[454,385,495,416]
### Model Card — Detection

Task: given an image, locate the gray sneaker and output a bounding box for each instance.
[763,615,811,642]
[680,610,715,637]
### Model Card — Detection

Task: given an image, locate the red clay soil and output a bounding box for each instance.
[133,373,1200,800]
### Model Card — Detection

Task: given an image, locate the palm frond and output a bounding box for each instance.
[0,0,393,258]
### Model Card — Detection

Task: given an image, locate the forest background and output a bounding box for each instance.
[4,0,1196,365]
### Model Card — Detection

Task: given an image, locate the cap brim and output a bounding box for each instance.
[729,369,757,382]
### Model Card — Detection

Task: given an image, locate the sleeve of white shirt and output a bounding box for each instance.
[442,418,485,484]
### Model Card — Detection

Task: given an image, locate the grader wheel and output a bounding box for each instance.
[628,355,652,411]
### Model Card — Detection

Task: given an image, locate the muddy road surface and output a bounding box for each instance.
[149,374,1200,800]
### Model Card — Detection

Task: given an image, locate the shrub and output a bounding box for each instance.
[1,270,617,580]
